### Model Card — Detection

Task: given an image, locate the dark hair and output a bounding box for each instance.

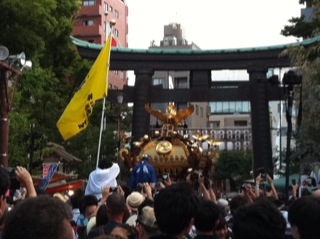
[288,195,320,239]
[69,188,84,209]
[112,223,138,239]
[194,198,220,232]
[3,195,72,239]
[216,214,227,230]
[98,158,114,169]
[229,195,247,216]
[96,204,109,227]
[107,192,126,216]
[137,198,154,215]
[78,194,98,214]
[154,182,200,236]
[0,167,10,197]
[232,198,286,239]
[141,154,151,161]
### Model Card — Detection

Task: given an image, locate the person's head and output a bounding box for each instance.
[215,215,229,239]
[107,192,126,219]
[126,191,145,212]
[288,195,320,239]
[111,223,138,239]
[98,158,114,169]
[154,182,200,237]
[194,199,220,234]
[96,203,109,227]
[68,188,84,209]
[232,198,286,239]
[229,195,247,216]
[216,198,230,217]
[136,206,159,239]
[137,198,154,215]
[141,154,151,162]
[79,194,98,219]
[3,195,73,239]
[0,166,10,223]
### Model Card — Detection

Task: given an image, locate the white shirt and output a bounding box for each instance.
[85,163,120,199]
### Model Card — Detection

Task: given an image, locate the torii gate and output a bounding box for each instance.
[72,36,320,176]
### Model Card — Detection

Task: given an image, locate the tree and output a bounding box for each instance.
[213,151,252,190]
[0,0,97,173]
[280,1,320,173]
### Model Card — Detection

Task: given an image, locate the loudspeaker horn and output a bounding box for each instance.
[0,46,9,61]
[8,52,26,66]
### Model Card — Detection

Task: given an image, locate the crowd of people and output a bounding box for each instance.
[0,155,320,239]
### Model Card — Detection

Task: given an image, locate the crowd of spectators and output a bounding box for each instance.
[1,156,320,239]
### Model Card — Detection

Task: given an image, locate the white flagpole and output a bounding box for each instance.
[96,97,106,168]
[96,20,116,168]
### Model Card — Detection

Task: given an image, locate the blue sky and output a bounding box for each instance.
[126,0,303,50]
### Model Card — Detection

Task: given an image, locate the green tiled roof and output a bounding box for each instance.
[70,35,320,54]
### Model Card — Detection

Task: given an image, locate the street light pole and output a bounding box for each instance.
[282,70,302,201]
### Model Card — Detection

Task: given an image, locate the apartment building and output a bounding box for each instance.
[72,0,128,89]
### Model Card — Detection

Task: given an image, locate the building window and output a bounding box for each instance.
[104,2,108,13]
[196,105,199,115]
[200,107,203,118]
[83,0,95,6]
[153,78,165,87]
[83,20,94,26]
[110,6,113,12]
[115,10,119,18]
[234,120,248,127]
[210,101,250,114]
[209,121,220,127]
[175,77,188,89]
[109,83,112,89]
[114,29,119,37]
[176,102,188,110]
[120,71,125,80]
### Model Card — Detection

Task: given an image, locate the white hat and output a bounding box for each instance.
[126,192,145,210]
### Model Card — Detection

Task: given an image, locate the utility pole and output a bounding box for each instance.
[0,62,22,167]
[0,47,32,168]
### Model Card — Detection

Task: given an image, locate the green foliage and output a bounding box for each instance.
[213,151,253,186]
[8,112,30,166]
[281,1,320,170]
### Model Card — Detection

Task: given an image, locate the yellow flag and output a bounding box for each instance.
[56,34,112,140]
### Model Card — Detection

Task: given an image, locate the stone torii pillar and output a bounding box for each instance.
[131,69,154,142]
[248,68,273,177]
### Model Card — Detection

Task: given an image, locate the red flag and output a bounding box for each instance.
[112,37,117,47]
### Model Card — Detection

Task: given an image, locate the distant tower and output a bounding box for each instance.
[149,23,207,130]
